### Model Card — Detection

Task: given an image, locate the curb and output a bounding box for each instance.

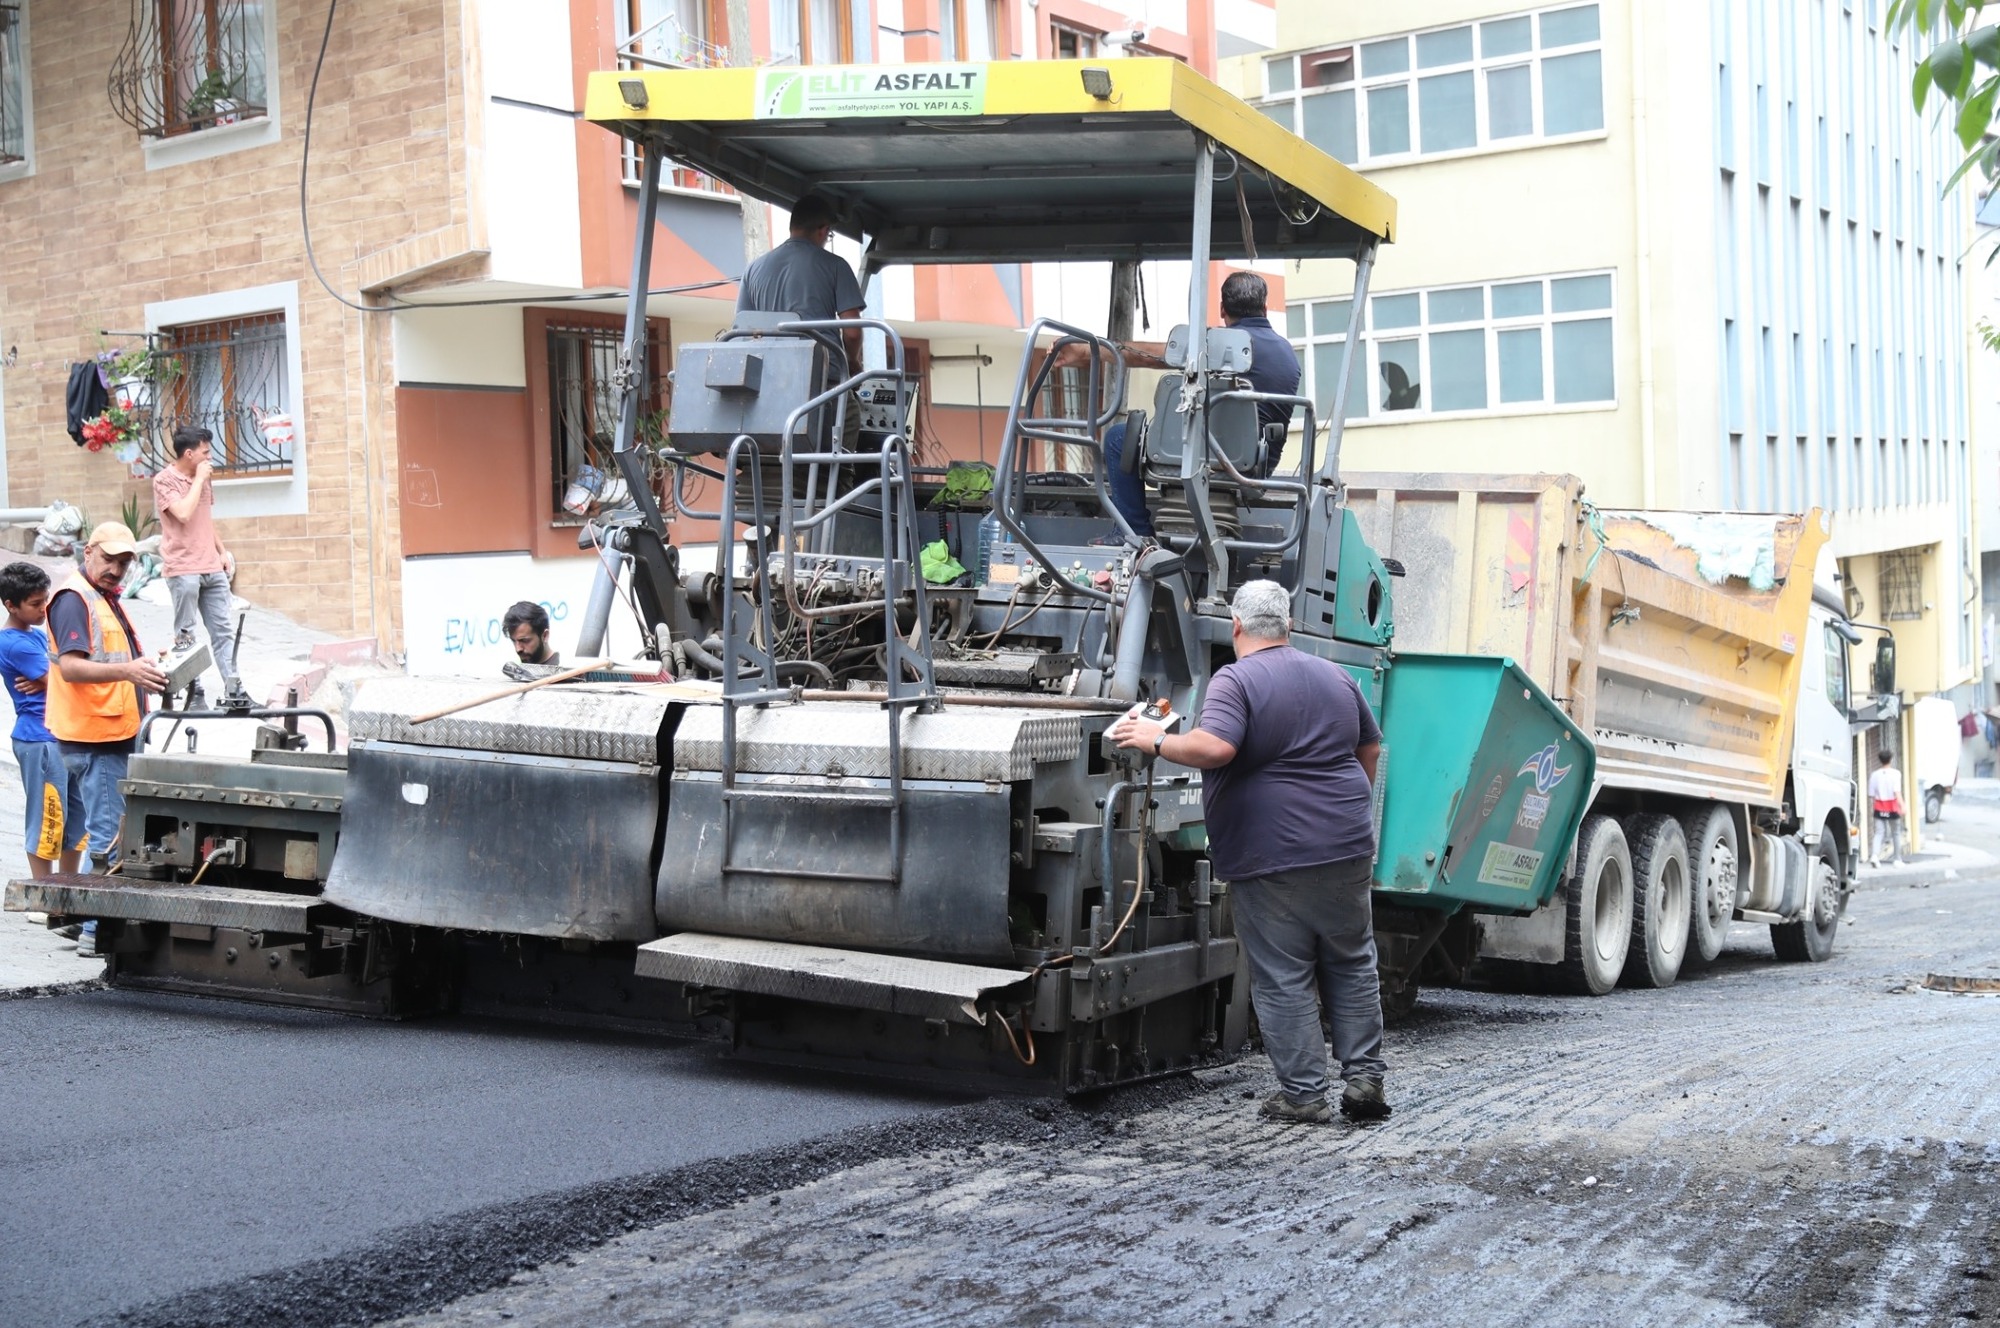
[1850,858,1991,892]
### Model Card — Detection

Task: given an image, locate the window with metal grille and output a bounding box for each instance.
[546,322,665,521]
[108,0,269,139]
[155,313,292,476]
[0,4,24,166]
[1878,549,1924,622]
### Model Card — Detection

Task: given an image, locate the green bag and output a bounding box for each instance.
[921,539,967,585]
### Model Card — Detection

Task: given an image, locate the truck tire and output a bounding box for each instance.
[1924,787,1945,824]
[1618,813,1689,989]
[1772,836,1845,962]
[1678,804,1737,968]
[1558,814,1632,996]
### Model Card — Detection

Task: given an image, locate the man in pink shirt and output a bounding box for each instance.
[152,425,245,703]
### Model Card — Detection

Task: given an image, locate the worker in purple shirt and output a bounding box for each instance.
[1109,578,1389,1125]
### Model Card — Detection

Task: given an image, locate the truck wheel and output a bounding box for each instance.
[1558,814,1632,996]
[1619,814,1689,989]
[1772,837,1844,962]
[1924,788,1945,824]
[1678,805,1737,968]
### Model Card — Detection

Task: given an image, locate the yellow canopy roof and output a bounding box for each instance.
[585,58,1395,266]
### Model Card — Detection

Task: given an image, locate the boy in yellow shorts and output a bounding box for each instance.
[0,562,85,876]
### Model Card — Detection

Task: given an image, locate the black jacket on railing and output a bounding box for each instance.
[65,361,108,445]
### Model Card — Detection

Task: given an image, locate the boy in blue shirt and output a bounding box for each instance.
[0,561,84,877]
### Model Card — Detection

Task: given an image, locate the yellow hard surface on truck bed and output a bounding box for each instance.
[1344,472,1828,808]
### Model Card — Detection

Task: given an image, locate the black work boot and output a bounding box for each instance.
[1258,1091,1333,1125]
[1340,1075,1392,1121]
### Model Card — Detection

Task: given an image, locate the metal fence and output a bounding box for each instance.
[148,314,292,475]
[108,0,269,138]
[547,321,663,519]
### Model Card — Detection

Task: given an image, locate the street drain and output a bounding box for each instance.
[1921,973,2000,994]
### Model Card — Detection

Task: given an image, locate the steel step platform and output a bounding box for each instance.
[635,932,1034,1025]
[4,873,329,933]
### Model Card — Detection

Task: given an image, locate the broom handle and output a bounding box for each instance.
[408,661,607,724]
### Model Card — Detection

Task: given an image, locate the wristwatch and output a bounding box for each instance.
[1153,730,1166,754]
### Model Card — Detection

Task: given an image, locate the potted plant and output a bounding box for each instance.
[184,68,239,130]
[80,402,146,466]
[101,345,179,410]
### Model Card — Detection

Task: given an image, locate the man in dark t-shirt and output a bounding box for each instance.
[1109,578,1389,1125]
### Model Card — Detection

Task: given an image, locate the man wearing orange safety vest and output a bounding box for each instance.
[46,523,168,888]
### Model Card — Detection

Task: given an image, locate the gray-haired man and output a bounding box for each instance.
[1108,579,1390,1123]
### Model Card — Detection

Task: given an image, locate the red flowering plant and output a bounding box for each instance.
[80,401,145,462]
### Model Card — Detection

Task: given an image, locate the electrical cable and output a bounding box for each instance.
[299,0,736,314]
[1096,762,1155,954]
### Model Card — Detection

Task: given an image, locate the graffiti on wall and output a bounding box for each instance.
[440,598,572,656]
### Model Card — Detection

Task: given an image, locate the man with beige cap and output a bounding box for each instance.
[46,523,168,898]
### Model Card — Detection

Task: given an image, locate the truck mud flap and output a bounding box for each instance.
[635,932,1033,1025]
[6,873,328,933]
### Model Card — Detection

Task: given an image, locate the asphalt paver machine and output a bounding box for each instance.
[6,59,1593,1091]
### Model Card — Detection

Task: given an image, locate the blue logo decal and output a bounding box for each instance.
[1517,743,1572,796]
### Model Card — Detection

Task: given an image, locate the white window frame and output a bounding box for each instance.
[0,1,35,184]
[146,281,307,518]
[1289,269,1618,424]
[141,0,282,171]
[616,1,739,200]
[1258,2,1605,169]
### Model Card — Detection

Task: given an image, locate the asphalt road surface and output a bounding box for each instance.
[6,805,2000,1328]
[0,996,959,1328]
[385,872,2000,1328]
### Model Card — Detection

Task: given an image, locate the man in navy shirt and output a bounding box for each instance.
[1110,578,1389,1124]
[1062,271,1304,535]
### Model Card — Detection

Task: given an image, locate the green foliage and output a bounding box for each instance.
[108,344,180,384]
[184,67,239,118]
[118,493,159,542]
[1889,0,2000,194]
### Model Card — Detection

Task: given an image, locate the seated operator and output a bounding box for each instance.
[1053,271,1302,537]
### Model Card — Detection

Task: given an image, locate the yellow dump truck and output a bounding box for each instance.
[1344,472,1859,993]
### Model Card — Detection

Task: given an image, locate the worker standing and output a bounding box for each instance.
[46,522,169,886]
[737,191,866,448]
[1867,748,1905,868]
[1109,578,1389,1123]
[153,425,247,704]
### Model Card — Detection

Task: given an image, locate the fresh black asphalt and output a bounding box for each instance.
[0,989,960,1328]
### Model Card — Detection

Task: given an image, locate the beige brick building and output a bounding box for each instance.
[0,0,1274,662]
[0,0,482,644]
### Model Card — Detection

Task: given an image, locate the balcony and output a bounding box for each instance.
[107,0,269,140]
[618,14,736,198]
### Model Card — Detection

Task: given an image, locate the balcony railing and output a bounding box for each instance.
[107,0,269,139]
[617,15,737,197]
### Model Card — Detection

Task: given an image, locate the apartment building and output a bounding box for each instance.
[0,0,1268,669]
[1233,0,1983,722]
